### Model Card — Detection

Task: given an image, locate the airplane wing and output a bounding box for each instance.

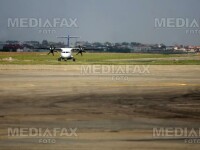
[33,47,62,52]
[57,36,81,39]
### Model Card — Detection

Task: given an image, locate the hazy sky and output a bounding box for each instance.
[1,0,200,45]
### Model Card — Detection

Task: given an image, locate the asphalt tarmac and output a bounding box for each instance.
[0,65,200,150]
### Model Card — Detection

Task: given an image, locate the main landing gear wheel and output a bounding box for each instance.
[73,58,76,62]
[58,57,61,61]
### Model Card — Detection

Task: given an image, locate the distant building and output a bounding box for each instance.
[174,47,186,52]
[166,46,174,50]
[3,44,24,52]
[0,42,6,50]
[23,41,40,47]
[131,46,151,53]
[0,44,3,50]
[75,41,91,47]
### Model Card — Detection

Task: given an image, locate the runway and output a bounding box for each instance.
[0,65,200,150]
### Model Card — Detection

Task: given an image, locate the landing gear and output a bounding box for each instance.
[58,57,62,61]
[57,57,76,62]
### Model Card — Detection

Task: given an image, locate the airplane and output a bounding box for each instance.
[57,48,77,62]
[38,44,88,62]
[35,35,100,62]
[55,46,88,62]
[56,35,84,61]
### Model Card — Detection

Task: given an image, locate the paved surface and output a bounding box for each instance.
[0,65,200,150]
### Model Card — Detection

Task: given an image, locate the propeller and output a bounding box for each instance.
[75,45,101,56]
[74,45,86,56]
[49,45,57,51]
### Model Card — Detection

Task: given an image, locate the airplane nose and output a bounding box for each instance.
[61,53,70,58]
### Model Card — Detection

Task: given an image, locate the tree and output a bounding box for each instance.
[42,40,49,47]
[131,42,141,46]
[122,42,129,46]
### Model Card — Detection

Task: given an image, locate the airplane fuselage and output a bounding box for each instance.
[58,48,75,61]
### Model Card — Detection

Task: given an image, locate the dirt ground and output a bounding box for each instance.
[0,65,200,150]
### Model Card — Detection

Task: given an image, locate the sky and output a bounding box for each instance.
[0,0,200,45]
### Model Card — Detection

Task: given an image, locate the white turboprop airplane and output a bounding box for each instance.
[58,48,76,61]
[37,35,96,61]
[56,35,83,62]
